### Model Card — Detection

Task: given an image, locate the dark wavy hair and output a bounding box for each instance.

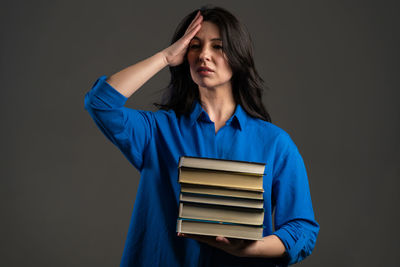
[154,5,271,122]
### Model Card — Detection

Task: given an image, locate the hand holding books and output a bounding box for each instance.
[177,232,256,257]
[176,156,287,258]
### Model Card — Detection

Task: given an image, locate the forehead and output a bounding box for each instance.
[192,21,222,41]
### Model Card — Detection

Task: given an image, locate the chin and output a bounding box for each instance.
[195,82,216,90]
[194,77,217,87]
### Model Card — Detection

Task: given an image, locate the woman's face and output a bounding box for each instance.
[187,21,233,91]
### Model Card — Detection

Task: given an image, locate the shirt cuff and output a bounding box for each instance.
[87,75,128,108]
[273,227,306,265]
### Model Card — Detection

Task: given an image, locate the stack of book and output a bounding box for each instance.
[176,156,265,240]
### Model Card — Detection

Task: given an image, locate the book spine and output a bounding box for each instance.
[176,219,182,232]
[178,202,183,217]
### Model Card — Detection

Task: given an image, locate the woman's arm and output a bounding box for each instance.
[106,11,203,98]
[106,52,167,98]
[84,11,204,170]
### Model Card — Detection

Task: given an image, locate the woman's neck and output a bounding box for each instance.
[198,84,236,130]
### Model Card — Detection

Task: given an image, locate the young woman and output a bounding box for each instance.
[85,6,319,267]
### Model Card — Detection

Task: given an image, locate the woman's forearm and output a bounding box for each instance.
[106,52,168,98]
[243,235,286,258]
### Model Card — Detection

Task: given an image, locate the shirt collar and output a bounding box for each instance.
[189,100,246,131]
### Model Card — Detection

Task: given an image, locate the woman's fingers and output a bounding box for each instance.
[184,23,201,43]
[216,236,230,244]
[185,11,200,31]
[161,11,202,66]
[184,11,203,35]
[180,11,203,49]
[185,11,200,32]
[173,21,201,53]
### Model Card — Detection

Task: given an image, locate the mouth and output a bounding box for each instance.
[197,66,214,75]
[197,66,214,73]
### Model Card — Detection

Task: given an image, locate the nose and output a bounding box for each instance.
[198,46,211,62]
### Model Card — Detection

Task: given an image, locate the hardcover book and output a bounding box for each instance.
[177,219,264,240]
[180,183,264,200]
[180,192,264,209]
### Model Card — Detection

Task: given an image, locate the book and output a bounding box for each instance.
[177,156,266,241]
[178,156,266,175]
[179,201,264,226]
[178,167,263,191]
[180,192,264,209]
[180,183,264,200]
[177,219,263,240]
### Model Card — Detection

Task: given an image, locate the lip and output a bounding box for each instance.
[197,66,214,73]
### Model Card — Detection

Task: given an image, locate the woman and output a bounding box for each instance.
[85,6,319,267]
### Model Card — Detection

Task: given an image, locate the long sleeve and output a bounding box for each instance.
[271,133,319,265]
[84,75,154,171]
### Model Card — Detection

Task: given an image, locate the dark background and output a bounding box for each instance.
[1,0,399,266]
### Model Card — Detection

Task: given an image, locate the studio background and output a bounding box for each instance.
[1,0,399,266]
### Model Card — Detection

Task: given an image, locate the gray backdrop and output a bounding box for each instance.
[1,0,399,266]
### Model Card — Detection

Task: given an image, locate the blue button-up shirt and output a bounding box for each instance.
[84,75,319,266]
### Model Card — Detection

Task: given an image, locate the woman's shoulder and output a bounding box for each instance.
[247,117,291,140]
[247,116,301,153]
[248,118,302,160]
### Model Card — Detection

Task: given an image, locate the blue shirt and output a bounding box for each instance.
[84,75,319,266]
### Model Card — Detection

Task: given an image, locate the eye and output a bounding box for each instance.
[213,45,223,49]
[189,44,200,49]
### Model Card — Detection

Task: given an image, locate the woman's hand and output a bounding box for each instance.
[161,11,203,66]
[177,232,286,258]
[178,233,255,257]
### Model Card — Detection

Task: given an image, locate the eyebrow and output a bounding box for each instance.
[192,37,222,42]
